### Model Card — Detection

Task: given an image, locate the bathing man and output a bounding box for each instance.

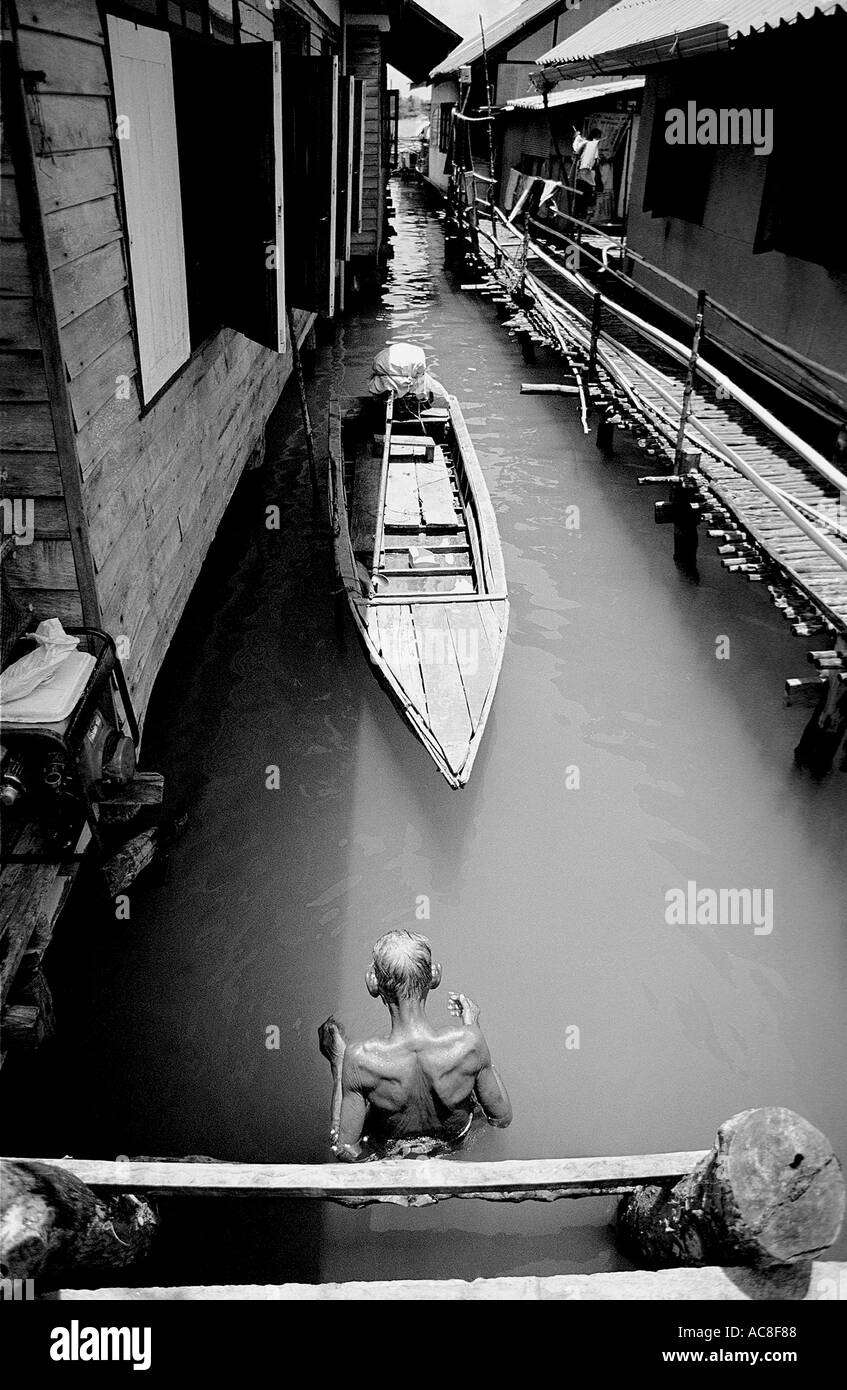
[318,931,512,1161]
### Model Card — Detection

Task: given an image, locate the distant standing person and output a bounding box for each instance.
[318,931,512,1161]
[572,125,603,225]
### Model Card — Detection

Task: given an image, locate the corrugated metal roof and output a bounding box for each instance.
[430,0,562,79]
[536,0,845,69]
[507,75,644,108]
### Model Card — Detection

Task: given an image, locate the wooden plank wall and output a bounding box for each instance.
[10,0,316,721]
[0,23,83,626]
[346,25,383,260]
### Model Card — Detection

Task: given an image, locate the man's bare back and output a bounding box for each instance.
[319,934,512,1162]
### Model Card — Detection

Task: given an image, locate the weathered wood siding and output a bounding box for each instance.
[0,27,83,626]
[10,1,317,721]
[346,25,383,260]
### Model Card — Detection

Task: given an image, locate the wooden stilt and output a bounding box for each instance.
[518,332,536,364]
[617,1108,845,1270]
[596,416,615,452]
[586,292,602,385]
[795,670,847,775]
[673,290,706,474]
[673,493,700,574]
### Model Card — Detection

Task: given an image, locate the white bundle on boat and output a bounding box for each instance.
[368,342,446,401]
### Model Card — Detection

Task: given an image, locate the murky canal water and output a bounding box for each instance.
[5,182,846,1285]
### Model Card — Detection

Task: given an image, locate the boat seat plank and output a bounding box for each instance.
[384,459,420,530]
[417,447,460,529]
[384,535,468,553]
[384,563,473,578]
[382,575,475,594]
[445,606,497,726]
[350,454,383,554]
[372,605,428,723]
[384,545,471,575]
[391,434,435,461]
[412,603,473,773]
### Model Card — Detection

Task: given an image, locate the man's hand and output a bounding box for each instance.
[319,1015,347,1064]
[448,991,480,1027]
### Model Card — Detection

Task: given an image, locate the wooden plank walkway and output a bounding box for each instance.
[55,1262,847,1300]
[5,1152,708,1200]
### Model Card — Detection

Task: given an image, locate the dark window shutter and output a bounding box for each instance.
[350,79,366,237]
[643,96,715,226]
[282,55,339,316]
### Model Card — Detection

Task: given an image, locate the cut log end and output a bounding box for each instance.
[617,1108,845,1273]
[711,1108,846,1265]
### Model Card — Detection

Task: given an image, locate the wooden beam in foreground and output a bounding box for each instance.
[4,1153,708,1202]
[55,1262,847,1301]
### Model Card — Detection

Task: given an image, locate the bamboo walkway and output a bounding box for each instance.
[459,209,847,643]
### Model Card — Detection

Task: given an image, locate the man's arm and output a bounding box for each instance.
[474,1056,512,1129]
[333,1046,370,1162]
[448,992,513,1129]
[319,1018,370,1161]
[318,1016,347,1142]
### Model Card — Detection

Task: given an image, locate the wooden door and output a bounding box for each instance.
[107,16,191,402]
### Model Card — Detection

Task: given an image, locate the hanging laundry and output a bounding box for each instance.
[508,175,534,224]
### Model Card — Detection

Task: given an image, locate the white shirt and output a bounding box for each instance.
[573,134,600,171]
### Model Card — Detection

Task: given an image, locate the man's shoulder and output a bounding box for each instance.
[345,1037,378,1069]
[344,1036,393,1084]
[430,1023,489,1069]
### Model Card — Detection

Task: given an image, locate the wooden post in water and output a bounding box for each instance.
[516,223,535,363]
[0,1159,157,1280]
[586,292,602,385]
[617,1108,845,1271]
[596,413,615,452]
[673,289,706,473]
[287,306,320,512]
[794,665,847,775]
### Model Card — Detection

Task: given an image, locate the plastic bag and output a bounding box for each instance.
[0,619,80,704]
[369,342,447,401]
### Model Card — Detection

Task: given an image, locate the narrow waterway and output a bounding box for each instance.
[5,181,846,1286]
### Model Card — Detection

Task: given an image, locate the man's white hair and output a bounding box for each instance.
[372,931,432,1002]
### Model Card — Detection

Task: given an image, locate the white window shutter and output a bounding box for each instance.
[107,18,191,402]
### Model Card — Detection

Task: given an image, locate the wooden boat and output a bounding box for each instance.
[329,392,508,788]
